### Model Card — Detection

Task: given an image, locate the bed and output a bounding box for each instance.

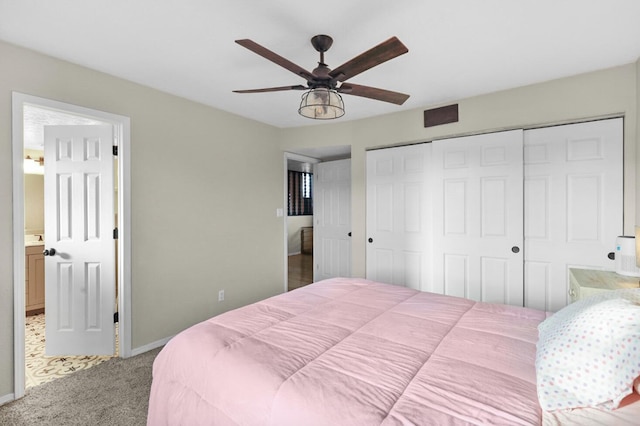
[147,277,640,425]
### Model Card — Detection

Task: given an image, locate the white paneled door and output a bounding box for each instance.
[44,125,116,356]
[431,130,524,305]
[524,119,623,311]
[314,159,351,281]
[364,119,622,310]
[366,144,431,290]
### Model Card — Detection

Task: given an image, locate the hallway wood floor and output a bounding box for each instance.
[288,253,313,291]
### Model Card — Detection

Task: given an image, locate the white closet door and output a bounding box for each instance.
[524,118,623,312]
[432,130,524,305]
[366,144,431,290]
[314,159,351,281]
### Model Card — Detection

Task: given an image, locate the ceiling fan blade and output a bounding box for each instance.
[338,83,410,105]
[329,37,408,82]
[235,39,315,82]
[233,85,307,94]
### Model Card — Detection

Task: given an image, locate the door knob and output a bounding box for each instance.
[607,252,615,260]
[43,248,56,256]
[348,232,352,237]
[511,246,520,254]
[368,238,373,243]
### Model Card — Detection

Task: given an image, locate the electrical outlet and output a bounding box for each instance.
[218,289,225,302]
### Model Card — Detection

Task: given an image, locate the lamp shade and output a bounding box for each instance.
[299,88,345,120]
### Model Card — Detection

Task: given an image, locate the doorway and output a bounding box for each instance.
[283,146,352,292]
[11,93,131,399]
[286,154,318,291]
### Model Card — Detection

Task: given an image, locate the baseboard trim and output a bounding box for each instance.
[0,392,15,406]
[130,335,174,357]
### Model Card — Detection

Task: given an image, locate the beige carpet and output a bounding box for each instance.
[0,347,161,425]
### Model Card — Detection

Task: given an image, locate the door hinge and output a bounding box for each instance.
[113,145,118,156]
[113,227,118,239]
[113,312,119,323]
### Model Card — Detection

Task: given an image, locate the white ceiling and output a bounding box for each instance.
[23,105,107,150]
[2,1,640,129]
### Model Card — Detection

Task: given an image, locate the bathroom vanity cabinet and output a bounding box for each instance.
[26,244,45,315]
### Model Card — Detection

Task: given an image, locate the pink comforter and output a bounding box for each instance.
[147,278,545,425]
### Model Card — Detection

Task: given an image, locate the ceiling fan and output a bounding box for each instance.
[233,35,410,119]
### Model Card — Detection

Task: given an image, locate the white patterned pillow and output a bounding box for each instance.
[536,292,640,411]
[538,288,640,335]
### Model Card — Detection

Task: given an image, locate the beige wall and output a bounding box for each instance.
[0,40,284,398]
[23,174,44,235]
[637,57,640,226]
[287,215,313,255]
[1,38,638,401]
[280,63,638,278]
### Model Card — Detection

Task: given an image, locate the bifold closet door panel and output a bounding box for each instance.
[366,144,432,290]
[524,118,623,312]
[431,130,524,306]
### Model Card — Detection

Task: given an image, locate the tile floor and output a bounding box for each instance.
[25,313,117,388]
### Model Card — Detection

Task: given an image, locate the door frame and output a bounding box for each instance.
[11,92,132,399]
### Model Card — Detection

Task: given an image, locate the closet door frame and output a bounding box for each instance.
[364,118,624,311]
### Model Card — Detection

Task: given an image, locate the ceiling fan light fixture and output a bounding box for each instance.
[298,88,345,120]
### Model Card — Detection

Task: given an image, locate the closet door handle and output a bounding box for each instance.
[368,238,373,243]
[511,246,520,254]
[607,252,615,260]
[348,232,352,237]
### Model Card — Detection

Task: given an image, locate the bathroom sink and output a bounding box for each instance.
[25,234,45,246]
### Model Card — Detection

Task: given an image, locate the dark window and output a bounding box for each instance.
[288,171,313,216]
